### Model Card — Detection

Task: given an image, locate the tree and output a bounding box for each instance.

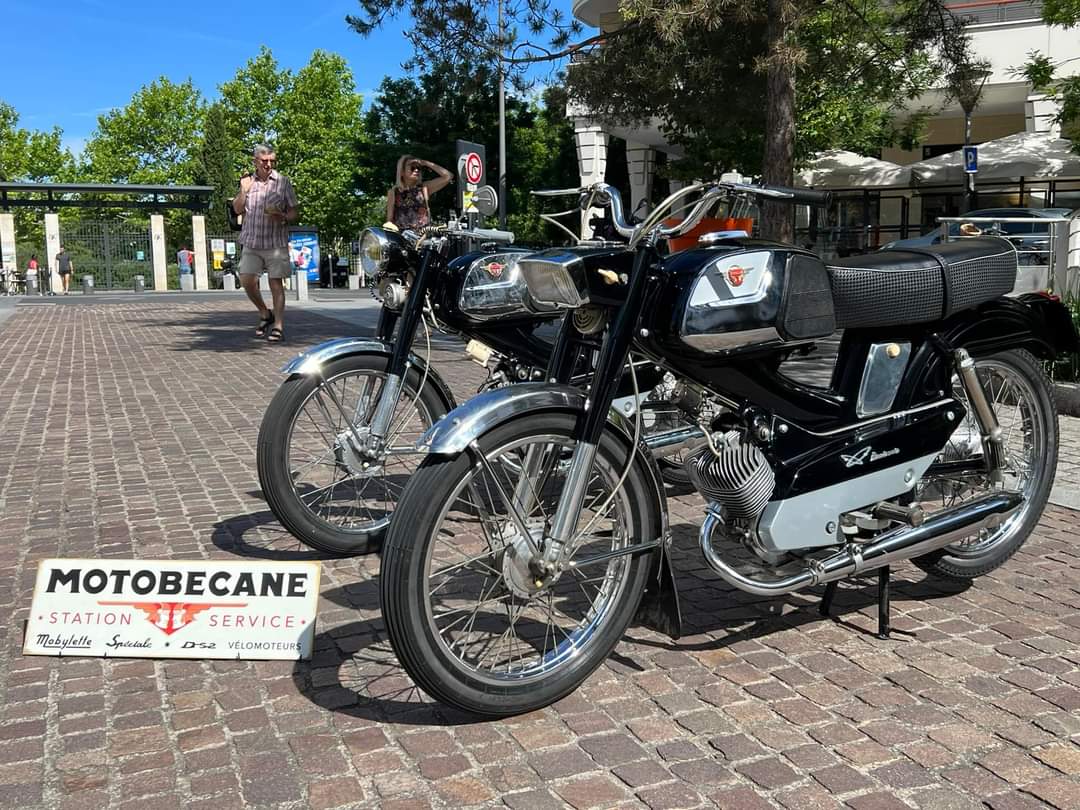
[359,60,577,240]
[0,100,73,182]
[348,0,973,241]
[217,47,291,162]
[83,78,206,186]
[275,51,370,242]
[198,102,237,234]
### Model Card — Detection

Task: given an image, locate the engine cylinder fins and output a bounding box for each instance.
[686,434,775,520]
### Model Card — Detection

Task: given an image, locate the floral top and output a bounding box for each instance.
[392,186,430,230]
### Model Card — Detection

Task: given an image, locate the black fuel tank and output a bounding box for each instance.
[646,240,836,356]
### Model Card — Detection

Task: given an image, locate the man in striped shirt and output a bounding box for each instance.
[232,144,298,342]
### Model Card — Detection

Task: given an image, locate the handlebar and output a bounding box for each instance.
[752,184,832,207]
[465,227,516,244]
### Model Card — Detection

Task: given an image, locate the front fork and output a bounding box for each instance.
[321,251,439,455]
[539,248,656,568]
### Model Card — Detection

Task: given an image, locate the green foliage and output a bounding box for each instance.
[83,78,206,185]
[359,61,578,239]
[0,100,74,182]
[276,51,370,242]
[218,48,290,162]
[1042,0,1080,27]
[1048,296,1080,382]
[198,103,237,235]
[1014,51,1080,148]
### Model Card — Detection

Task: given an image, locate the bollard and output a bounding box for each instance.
[347,273,361,291]
[293,270,309,302]
[25,272,38,295]
[223,273,238,291]
[133,275,145,293]
[259,272,270,292]
[179,273,195,291]
[81,275,95,294]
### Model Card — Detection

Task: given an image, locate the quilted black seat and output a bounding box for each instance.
[826,236,1017,329]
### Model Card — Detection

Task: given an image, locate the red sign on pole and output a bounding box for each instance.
[464,152,483,184]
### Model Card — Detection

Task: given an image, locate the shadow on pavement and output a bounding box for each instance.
[211,509,328,561]
[290,527,972,725]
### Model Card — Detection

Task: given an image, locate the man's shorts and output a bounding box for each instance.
[238,246,292,279]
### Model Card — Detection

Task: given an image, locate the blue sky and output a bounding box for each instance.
[3,0,574,157]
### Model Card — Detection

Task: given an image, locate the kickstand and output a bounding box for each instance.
[877,565,891,639]
[819,581,838,618]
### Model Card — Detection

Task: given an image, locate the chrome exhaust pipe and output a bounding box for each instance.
[700,490,1023,596]
[644,425,706,458]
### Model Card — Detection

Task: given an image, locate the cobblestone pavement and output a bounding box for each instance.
[0,298,1078,810]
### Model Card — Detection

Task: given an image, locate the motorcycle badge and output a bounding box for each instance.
[726,266,746,287]
[484,261,505,279]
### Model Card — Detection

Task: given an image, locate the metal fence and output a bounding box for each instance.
[58,221,153,290]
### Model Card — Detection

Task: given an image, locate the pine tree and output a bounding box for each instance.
[199,103,237,236]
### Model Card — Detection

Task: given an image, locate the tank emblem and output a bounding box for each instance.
[484,261,506,278]
[727,266,746,287]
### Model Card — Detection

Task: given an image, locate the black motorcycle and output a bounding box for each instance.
[378,180,1078,717]
[257,213,705,556]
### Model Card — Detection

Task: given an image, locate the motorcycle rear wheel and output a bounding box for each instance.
[381,411,658,717]
[257,354,447,556]
[913,349,1056,580]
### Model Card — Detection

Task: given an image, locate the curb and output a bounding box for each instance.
[1056,382,1080,417]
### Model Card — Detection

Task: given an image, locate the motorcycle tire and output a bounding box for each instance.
[381,411,658,717]
[913,349,1057,580]
[257,354,449,556]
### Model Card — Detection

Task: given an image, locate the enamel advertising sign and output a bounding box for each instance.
[23,559,320,660]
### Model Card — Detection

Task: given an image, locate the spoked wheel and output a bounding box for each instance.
[913,349,1056,579]
[257,354,447,556]
[380,412,658,717]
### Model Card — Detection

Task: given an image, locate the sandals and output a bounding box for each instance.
[267,326,284,343]
[255,312,274,337]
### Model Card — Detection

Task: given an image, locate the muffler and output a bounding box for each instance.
[700,490,1022,596]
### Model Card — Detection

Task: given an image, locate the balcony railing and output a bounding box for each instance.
[945,0,1044,25]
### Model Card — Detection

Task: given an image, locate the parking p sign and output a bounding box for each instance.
[964,146,978,174]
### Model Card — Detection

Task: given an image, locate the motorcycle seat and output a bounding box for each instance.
[826,236,1017,329]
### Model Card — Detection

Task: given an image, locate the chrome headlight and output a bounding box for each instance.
[360,228,393,277]
[518,251,590,309]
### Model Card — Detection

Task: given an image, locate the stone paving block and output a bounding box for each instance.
[1,301,1080,809]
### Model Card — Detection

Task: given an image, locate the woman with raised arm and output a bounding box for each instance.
[386,155,453,231]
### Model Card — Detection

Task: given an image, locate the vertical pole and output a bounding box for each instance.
[150,214,167,291]
[44,213,61,294]
[0,213,16,280]
[103,225,112,289]
[192,215,209,291]
[963,111,974,214]
[497,0,507,229]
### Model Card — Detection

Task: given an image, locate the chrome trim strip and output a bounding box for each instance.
[787,398,955,438]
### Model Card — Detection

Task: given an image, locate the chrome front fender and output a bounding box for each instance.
[280,337,458,412]
[420,383,585,455]
[281,338,393,376]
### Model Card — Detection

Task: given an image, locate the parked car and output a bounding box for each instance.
[882,207,1072,252]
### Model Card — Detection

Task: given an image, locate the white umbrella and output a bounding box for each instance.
[796,150,912,188]
[909,131,1080,184]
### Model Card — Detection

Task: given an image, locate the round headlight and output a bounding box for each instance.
[359,228,391,277]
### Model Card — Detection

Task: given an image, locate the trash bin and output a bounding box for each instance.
[25,272,38,295]
[82,275,95,294]
[133,275,145,293]
[179,273,194,291]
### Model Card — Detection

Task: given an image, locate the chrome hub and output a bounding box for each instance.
[335,428,385,476]
[499,520,552,598]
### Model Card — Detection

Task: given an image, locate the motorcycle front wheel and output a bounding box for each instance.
[257,354,448,556]
[381,411,659,717]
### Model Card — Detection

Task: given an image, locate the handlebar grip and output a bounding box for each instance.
[759,184,833,207]
[468,227,515,244]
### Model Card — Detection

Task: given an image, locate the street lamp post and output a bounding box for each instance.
[497,0,507,229]
[955,65,992,213]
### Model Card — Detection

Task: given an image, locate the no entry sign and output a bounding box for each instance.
[464,152,483,184]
